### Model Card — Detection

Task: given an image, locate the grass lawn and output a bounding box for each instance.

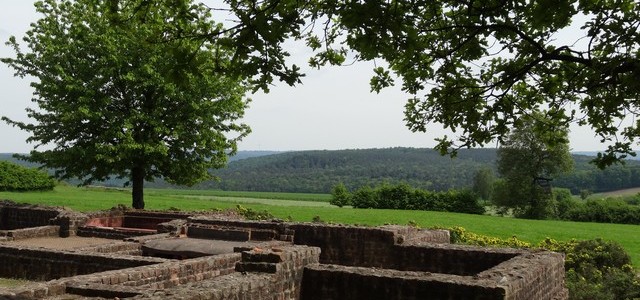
[2,185,640,266]
[0,278,31,288]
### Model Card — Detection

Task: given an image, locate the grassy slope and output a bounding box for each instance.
[1,186,639,266]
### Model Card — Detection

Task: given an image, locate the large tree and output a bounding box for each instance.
[494,116,573,219]
[221,0,640,166]
[2,0,250,209]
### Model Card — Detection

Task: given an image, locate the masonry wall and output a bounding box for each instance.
[139,245,322,300]
[0,245,167,281]
[0,253,242,299]
[0,201,62,230]
[77,226,157,239]
[301,265,507,300]
[300,251,568,300]
[0,225,60,241]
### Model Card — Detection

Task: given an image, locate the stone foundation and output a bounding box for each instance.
[0,244,167,281]
[0,201,568,299]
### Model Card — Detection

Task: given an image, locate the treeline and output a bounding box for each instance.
[202,148,498,193]
[555,155,640,193]
[331,183,485,215]
[4,149,640,194]
[555,190,640,225]
[202,148,640,194]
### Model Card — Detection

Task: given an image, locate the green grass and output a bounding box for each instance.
[154,189,331,202]
[0,278,31,288]
[2,185,640,266]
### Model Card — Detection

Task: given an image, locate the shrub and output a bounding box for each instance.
[539,238,640,300]
[235,204,274,220]
[561,198,640,225]
[446,226,640,300]
[350,185,378,208]
[443,226,531,248]
[0,161,56,191]
[335,183,484,214]
[329,183,351,207]
[554,189,582,219]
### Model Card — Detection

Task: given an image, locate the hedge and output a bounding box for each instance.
[0,161,56,191]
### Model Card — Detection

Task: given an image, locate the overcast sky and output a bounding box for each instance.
[0,0,605,153]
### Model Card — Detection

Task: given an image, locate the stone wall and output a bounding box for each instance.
[300,251,568,300]
[0,225,60,241]
[0,201,63,230]
[139,245,321,300]
[289,223,454,269]
[77,226,157,239]
[0,253,242,299]
[74,241,143,256]
[0,245,167,281]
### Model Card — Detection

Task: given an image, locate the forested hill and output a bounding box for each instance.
[200,148,640,194]
[4,148,640,194]
[201,148,498,193]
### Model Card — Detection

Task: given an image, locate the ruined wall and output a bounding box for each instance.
[301,265,506,300]
[301,251,568,300]
[77,226,157,239]
[0,201,62,230]
[74,241,143,256]
[476,252,569,299]
[0,245,167,281]
[0,225,59,241]
[394,244,520,275]
[140,245,321,300]
[0,253,242,299]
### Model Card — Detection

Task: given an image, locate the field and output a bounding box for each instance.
[2,185,640,266]
[595,187,640,198]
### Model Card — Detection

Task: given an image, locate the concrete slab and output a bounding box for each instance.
[141,238,266,258]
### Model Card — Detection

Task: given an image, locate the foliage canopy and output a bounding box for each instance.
[494,116,573,219]
[220,0,640,166]
[2,0,251,208]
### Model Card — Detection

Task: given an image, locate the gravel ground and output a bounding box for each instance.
[1,236,117,250]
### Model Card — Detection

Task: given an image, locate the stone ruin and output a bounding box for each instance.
[0,200,568,299]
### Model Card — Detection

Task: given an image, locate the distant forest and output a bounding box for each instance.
[3,148,640,194]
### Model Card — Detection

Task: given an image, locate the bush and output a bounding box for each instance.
[337,183,484,214]
[554,188,582,219]
[561,198,640,225]
[235,205,275,220]
[539,238,640,300]
[350,185,378,208]
[446,226,640,300]
[329,183,351,207]
[0,161,56,191]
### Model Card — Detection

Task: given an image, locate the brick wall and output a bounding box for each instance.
[301,264,507,300]
[74,241,143,256]
[139,245,321,300]
[0,201,63,230]
[0,245,167,281]
[300,251,567,300]
[77,226,157,239]
[0,253,241,299]
[0,225,60,241]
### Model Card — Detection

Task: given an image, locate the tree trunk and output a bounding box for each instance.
[132,166,145,209]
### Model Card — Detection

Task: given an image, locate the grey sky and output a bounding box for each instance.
[0,1,604,153]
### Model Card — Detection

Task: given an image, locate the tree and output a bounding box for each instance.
[2,0,250,209]
[472,167,494,201]
[330,182,351,207]
[494,116,573,219]
[221,0,640,166]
